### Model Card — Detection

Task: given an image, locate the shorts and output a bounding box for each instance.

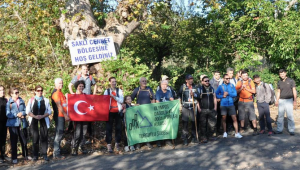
[220,106,236,116]
[238,101,256,121]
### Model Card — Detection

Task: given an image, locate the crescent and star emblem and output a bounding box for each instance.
[74,100,94,115]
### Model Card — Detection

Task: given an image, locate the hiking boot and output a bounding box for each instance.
[43,155,49,161]
[115,143,121,151]
[201,138,208,143]
[274,131,282,134]
[290,132,295,136]
[157,141,161,147]
[235,133,243,138]
[0,159,3,164]
[12,159,18,164]
[135,144,141,150]
[79,146,88,154]
[53,155,65,160]
[183,138,188,146]
[129,146,135,151]
[32,156,38,161]
[191,138,198,144]
[259,130,265,134]
[107,144,113,153]
[71,148,78,156]
[146,142,153,149]
[223,132,228,138]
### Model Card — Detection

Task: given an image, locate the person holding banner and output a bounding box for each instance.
[26,85,51,161]
[104,77,124,153]
[52,78,69,159]
[155,80,174,147]
[6,87,30,164]
[71,80,89,156]
[68,65,97,141]
[0,85,7,163]
[178,74,199,146]
[131,77,155,149]
[122,95,135,152]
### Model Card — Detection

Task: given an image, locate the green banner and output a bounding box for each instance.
[125,100,180,146]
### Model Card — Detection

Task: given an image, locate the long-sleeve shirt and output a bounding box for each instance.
[215,83,237,107]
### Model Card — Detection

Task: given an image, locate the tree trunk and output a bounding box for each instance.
[59,0,147,90]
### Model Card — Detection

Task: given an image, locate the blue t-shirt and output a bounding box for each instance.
[155,89,173,102]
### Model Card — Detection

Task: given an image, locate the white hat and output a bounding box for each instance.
[161,75,169,81]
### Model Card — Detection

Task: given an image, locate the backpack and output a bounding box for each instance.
[263,83,276,105]
[107,88,119,97]
[77,74,92,81]
[198,86,214,99]
[136,87,153,101]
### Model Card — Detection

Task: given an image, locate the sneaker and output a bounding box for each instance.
[259,130,265,134]
[12,159,18,164]
[71,148,78,156]
[32,156,38,161]
[268,131,274,136]
[115,143,121,151]
[79,147,88,154]
[129,146,135,151]
[275,131,282,134]
[124,146,130,152]
[183,138,188,146]
[290,132,295,136]
[0,159,4,163]
[53,155,65,160]
[107,144,113,153]
[235,133,243,138]
[223,132,228,138]
[157,141,161,147]
[135,144,141,150]
[146,142,153,149]
[201,139,208,143]
[166,140,173,146]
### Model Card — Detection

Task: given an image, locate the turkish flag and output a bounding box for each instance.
[67,94,110,121]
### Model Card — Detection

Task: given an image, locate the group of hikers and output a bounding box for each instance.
[0,65,297,164]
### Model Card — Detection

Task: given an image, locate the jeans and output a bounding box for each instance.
[9,127,28,160]
[106,112,122,144]
[31,118,48,157]
[72,121,88,148]
[257,102,272,131]
[54,117,65,156]
[277,98,295,132]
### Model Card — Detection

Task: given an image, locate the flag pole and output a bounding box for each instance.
[192,95,199,142]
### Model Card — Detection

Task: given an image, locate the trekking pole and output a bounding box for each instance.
[192,95,199,142]
[19,117,28,163]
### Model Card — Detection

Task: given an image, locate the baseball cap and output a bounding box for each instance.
[185,74,193,80]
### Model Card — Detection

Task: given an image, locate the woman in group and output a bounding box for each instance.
[71,80,88,156]
[26,85,51,161]
[6,87,29,164]
[0,85,7,163]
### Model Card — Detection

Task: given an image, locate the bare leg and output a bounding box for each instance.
[252,120,257,128]
[240,120,244,128]
[231,115,238,133]
[222,115,227,133]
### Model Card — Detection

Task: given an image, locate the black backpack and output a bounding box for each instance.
[263,83,276,105]
[107,88,119,97]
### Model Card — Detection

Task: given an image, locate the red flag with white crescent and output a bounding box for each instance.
[67,94,110,121]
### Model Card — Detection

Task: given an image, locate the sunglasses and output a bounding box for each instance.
[204,80,209,82]
[14,92,19,95]
[225,78,230,80]
[36,90,43,92]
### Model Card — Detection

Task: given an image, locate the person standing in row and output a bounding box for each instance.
[71,80,89,156]
[178,74,199,145]
[0,85,7,163]
[252,75,273,136]
[6,87,29,164]
[131,77,155,149]
[155,80,174,147]
[198,76,217,143]
[104,77,124,153]
[216,74,242,139]
[157,75,177,99]
[236,71,259,136]
[52,78,69,159]
[275,69,297,135]
[26,85,51,161]
[123,95,135,152]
